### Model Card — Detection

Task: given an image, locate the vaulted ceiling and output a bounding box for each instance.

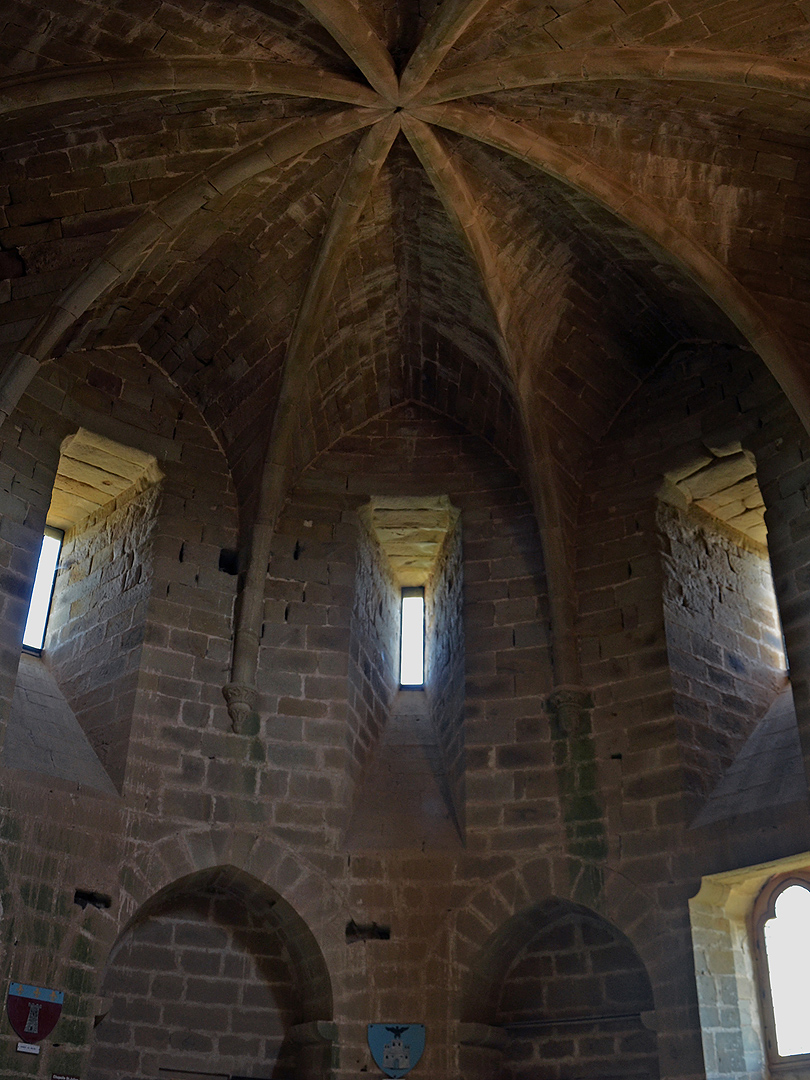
[3,0,810,647]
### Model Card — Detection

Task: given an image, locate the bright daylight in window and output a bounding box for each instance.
[763,883,810,1057]
[399,587,425,687]
[22,526,63,651]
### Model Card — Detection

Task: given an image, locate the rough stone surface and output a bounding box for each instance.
[692,686,807,827]
[2,5,810,1080]
[3,652,118,794]
[660,500,787,795]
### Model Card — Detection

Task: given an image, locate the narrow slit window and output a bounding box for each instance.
[400,587,425,687]
[22,526,63,652]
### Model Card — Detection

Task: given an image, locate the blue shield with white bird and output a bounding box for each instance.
[368,1023,425,1077]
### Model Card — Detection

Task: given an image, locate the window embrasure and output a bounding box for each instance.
[753,872,810,1066]
[8,428,163,793]
[345,495,464,850]
[362,495,461,690]
[24,428,162,653]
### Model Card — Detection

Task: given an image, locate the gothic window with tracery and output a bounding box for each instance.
[753,872,810,1065]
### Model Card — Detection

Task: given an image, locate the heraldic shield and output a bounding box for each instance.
[368,1024,425,1078]
[7,983,63,1042]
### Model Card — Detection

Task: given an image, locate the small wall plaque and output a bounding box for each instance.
[368,1024,425,1077]
[16,1041,40,1054]
[7,983,64,1043]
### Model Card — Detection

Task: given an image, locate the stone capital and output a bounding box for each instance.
[222,681,258,734]
[289,1020,338,1044]
[546,684,592,737]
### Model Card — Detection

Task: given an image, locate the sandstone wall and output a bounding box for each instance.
[0,343,808,1080]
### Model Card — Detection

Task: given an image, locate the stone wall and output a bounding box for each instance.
[574,341,810,1076]
[47,483,160,791]
[659,501,786,797]
[0,347,809,1080]
[425,514,466,835]
[0,346,239,1080]
[347,512,400,792]
[579,343,802,817]
[255,403,554,857]
[5,5,810,1080]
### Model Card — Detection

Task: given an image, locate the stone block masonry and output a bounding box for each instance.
[2,3,810,1079]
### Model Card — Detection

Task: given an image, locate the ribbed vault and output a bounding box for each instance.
[3,0,810,719]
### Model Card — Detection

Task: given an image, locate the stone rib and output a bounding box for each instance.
[225,113,400,730]
[401,114,581,687]
[400,115,511,361]
[420,46,810,104]
[0,58,380,114]
[296,0,399,101]
[400,0,496,101]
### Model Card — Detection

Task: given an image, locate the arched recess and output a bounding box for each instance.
[459,898,659,1080]
[88,865,333,1080]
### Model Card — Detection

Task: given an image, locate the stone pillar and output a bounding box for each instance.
[289,1020,337,1080]
[458,1022,508,1080]
[547,685,607,902]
